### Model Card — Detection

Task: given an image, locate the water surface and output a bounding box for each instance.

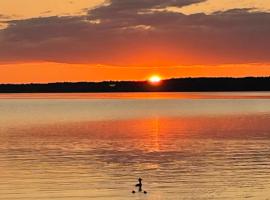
[1,92,270,200]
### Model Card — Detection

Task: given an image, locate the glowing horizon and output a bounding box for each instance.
[0,62,269,84]
[0,0,270,83]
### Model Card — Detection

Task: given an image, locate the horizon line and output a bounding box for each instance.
[1,76,270,85]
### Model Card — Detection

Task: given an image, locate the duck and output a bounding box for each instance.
[132,178,147,194]
[135,178,143,192]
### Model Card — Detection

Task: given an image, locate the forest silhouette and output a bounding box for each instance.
[1,77,270,93]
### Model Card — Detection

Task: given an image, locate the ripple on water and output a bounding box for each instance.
[1,96,270,199]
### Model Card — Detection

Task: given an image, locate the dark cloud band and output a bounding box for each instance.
[0,0,269,66]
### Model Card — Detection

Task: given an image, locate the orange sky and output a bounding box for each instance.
[0,0,270,83]
[1,62,270,83]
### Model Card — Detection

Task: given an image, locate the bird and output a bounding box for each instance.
[133,178,147,194]
[135,178,143,192]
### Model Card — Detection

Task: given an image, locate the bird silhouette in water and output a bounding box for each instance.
[136,178,143,192]
[132,178,147,194]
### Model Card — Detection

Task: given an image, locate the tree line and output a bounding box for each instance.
[1,77,270,93]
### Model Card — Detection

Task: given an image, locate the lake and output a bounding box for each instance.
[1,92,270,200]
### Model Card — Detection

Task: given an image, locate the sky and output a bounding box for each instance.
[0,0,270,83]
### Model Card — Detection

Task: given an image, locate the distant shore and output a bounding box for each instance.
[1,77,270,93]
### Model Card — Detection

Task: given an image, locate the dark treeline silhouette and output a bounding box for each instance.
[1,77,270,93]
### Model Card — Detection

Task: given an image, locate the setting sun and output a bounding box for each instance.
[148,75,162,84]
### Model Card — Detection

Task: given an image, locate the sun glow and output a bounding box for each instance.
[148,75,162,85]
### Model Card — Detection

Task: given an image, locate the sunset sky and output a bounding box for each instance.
[1,0,270,83]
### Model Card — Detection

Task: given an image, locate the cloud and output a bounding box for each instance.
[0,0,270,66]
[0,14,10,19]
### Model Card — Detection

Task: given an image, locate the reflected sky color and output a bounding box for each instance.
[1,92,270,199]
[1,92,270,128]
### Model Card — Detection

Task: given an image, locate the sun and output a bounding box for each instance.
[148,75,162,85]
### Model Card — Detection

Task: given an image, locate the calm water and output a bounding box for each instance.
[1,92,270,200]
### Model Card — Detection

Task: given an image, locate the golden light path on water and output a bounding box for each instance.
[1,92,270,199]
